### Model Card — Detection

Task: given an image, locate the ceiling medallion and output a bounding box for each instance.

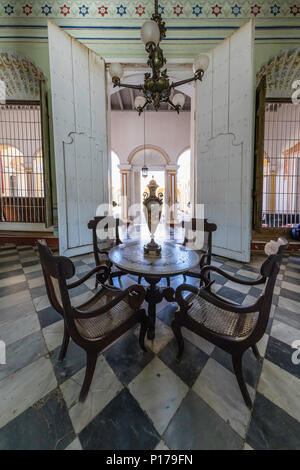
[109,0,209,114]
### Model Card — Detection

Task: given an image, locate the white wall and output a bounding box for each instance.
[110,110,191,164]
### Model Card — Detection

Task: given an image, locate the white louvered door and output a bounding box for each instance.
[48,21,108,256]
[195,20,255,262]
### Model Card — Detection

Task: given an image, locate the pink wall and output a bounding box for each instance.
[110,111,191,164]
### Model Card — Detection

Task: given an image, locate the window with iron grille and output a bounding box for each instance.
[262,102,300,228]
[0,103,45,223]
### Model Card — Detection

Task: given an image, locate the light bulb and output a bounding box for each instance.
[173,93,185,108]
[109,63,124,80]
[141,20,160,47]
[193,54,210,74]
[134,95,147,109]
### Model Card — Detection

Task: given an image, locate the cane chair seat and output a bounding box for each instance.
[186,294,258,339]
[75,289,135,339]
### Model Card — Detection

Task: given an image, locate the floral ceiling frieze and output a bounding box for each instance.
[0,1,299,19]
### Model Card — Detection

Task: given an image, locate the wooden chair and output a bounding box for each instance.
[172,240,288,409]
[88,216,126,287]
[181,218,217,285]
[37,241,148,402]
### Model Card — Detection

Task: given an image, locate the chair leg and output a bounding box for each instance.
[252,345,261,362]
[171,319,184,360]
[167,277,170,287]
[79,353,98,402]
[183,275,187,283]
[138,275,142,285]
[139,317,148,352]
[232,353,252,409]
[58,324,70,362]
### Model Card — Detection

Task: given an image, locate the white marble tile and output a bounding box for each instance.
[60,355,123,434]
[237,269,261,280]
[65,437,82,450]
[271,320,300,347]
[28,276,45,289]
[258,359,300,421]
[243,443,253,450]
[0,290,32,310]
[0,313,40,346]
[75,265,92,274]
[128,357,188,435]
[83,277,97,290]
[155,440,169,450]
[19,256,39,263]
[0,274,26,288]
[33,295,50,312]
[242,295,259,306]
[42,320,64,352]
[281,281,300,294]
[0,255,19,263]
[0,356,57,428]
[0,299,36,325]
[193,358,255,438]
[182,326,215,355]
[134,318,173,354]
[23,263,41,274]
[72,291,94,307]
[278,296,300,315]
[224,280,251,294]
[0,263,21,274]
[288,263,300,271]
[256,333,269,357]
[285,270,300,280]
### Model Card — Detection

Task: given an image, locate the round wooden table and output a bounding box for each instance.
[109,240,200,339]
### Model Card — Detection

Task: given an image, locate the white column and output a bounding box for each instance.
[166,165,179,224]
[119,164,131,222]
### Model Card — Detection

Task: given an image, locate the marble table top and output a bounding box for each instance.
[109,240,200,278]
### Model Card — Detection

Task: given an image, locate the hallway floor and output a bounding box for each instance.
[0,244,299,450]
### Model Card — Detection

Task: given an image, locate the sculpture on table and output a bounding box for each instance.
[143,177,163,256]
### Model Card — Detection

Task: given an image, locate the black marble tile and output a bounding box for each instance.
[79,388,160,450]
[265,315,274,335]
[19,250,37,259]
[157,303,178,327]
[164,390,243,450]
[209,272,227,285]
[30,284,47,299]
[283,275,300,286]
[21,259,40,268]
[0,389,75,450]
[221,264,239,274]
[248,286,263,298]
[0,281,28,298]
[38,306,62,328]
[0,259,21,269]
[104,331,154,385]
[211,346,262,389]
[72,260,86,267]
[217,286,246,305]
[280,288,300,303]
[25,269,43,280]
[51,340,86,385]
[240,264,260,274]
[69,283,90,298]
[17,246,33,252]
[274,307,300,331]
[266,336,300,380]
[247,392,300,450]
[289,256,300,265]
[0,331,47,381]
[158,337,209,387]
[0,268,23,280]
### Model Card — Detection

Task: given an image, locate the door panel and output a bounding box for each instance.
[48,21,108,256]
[196,20,254,262]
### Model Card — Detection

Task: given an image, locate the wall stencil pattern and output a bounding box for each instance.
[0,1,299,19]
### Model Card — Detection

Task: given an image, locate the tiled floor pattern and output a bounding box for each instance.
[0,244,299,450]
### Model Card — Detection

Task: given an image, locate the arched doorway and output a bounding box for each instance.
[177,148,191,221]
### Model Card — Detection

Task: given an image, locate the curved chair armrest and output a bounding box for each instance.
[175,284,200,309]
[67,265,109,289]
[201,265,266,287]
[73,284,145,319]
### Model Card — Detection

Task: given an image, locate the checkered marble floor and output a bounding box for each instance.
[0,243,300,450]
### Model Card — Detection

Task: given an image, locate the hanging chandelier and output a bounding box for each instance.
[109,0,209,114]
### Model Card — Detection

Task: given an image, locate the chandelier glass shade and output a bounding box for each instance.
[109,0,209,115]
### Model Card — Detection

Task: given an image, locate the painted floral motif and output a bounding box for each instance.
[79,4,89,16]
[22,4,32,15]
[136,4,145,16]
[158,4,164,15]
[290,4,300,15]
[98,5,108,16]
[4,3,14,15]
[173,4,183,16]
[116,4,127,16]
[270,3,281,15]
[41,4,52,15]
[232,3,241,16]
[60,4,70,16]
[251,3,261,16]
[192,4,203,16]
[212,4,222,16]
